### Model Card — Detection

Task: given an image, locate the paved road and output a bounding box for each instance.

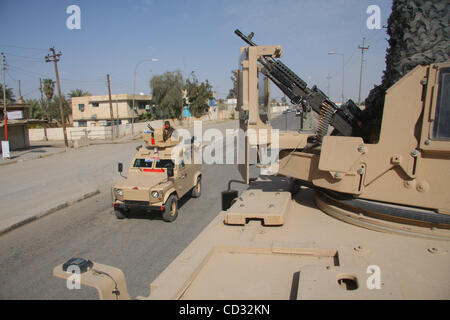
[0,120,263,299]
[0,120,235,234]
[0,116,307,299]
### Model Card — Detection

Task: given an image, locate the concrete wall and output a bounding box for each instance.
[28,121,164,141]
[28,117,233,142]
[0,125,30,151]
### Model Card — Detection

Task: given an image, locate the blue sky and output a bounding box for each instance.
[0,0,392,102]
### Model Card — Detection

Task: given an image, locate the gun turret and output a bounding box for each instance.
[235,29,362,138]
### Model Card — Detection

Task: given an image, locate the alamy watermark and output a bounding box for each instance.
[66,265,81,290]
[66,5,81,30]
[366,265,382,290]
[366,5,381,30]
[168,121,280,175]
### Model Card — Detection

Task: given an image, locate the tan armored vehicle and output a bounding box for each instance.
[53,2,449,300]
[112,124,201,222]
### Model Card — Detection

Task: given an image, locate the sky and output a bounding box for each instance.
[0,0,392,103]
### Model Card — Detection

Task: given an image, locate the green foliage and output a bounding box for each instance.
[48,95,72,123]
[0,84,16,103]
[138,112,156,122]
[185,74,213,118]
[42,78,55,100]
[150,70,184,119]
[68,89,91,98]
[27,98,44,119]
[227,70,238,99]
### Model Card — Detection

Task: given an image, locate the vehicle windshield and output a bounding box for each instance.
[133,158,153,168]
[155,159,175,169]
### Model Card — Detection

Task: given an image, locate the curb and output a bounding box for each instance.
[0,149,67,167]
[0,189,101,236]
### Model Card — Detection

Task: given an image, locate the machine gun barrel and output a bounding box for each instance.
[234,29,361,137]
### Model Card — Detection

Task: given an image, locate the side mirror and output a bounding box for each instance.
[167,167,174,178]
[118,163,123,173]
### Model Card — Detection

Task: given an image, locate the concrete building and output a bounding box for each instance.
[0,98,43,151]
[71,94,152,127]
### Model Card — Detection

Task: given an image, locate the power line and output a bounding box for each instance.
[0,44,48,51]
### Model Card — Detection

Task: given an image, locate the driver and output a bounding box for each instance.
[162,121,175,142]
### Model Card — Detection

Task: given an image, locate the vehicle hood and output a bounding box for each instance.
[117,170,167,190]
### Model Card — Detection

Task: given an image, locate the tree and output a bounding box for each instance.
[48,95,71,124]
[227,70,238,99]
[42,79,55,101]
[27,98,44,119]
[0,84,16,103]
[68,89,91,98]
[42,78,55,121]
[362,0,449,143]
[281,96,287,105]
[185,74,213,118]
[150,70,184,119]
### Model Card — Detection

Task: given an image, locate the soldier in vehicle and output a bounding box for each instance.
[162,121,175,142]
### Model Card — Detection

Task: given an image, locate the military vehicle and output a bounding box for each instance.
[112,125,201,222]
[53,0,449,299]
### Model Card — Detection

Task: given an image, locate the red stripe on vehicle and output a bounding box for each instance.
[143,169,165,173]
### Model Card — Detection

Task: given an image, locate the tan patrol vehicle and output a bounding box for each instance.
[112,125,201,222]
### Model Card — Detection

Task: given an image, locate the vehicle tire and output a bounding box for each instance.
[191,176,201,198]
[162,194,178,222]
[114,209,127,219]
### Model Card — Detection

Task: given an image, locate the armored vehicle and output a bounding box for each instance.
[112,126,201,222]
[54,0,449,300]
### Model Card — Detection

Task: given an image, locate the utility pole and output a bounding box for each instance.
[18,80,22,98]
[106,74,114,140]
[1,53,7,139]
[326,74,332,97]
[45,47,68,147]
[358,38,369,104]
[39,78,48,141]
[1,52,9,159]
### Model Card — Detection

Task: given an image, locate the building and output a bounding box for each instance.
[0,97,43,151]
[71,94,152,127]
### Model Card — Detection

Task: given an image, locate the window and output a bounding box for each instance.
[78,104,85,112]
[78,121,87,127]
[432,67,450,140]
[155,159,175,169]
[92,102,99,107]
[133,158,153,168]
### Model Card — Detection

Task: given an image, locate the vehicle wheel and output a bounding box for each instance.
[191,176,201,198]
[114,209,127,219]
[162,194,178,222]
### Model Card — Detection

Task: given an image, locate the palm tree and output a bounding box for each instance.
[68,89,91,98]
[43,79,55,100]
[42,79,55,121]
[0,84,16,103]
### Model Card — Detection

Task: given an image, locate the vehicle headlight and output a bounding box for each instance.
[116,189,123,196]
[151,191,159,198]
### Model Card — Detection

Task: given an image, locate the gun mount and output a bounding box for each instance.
[235,29,362,139]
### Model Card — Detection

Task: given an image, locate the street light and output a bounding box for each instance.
[132,58,158,135]
[328,52,345,104]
